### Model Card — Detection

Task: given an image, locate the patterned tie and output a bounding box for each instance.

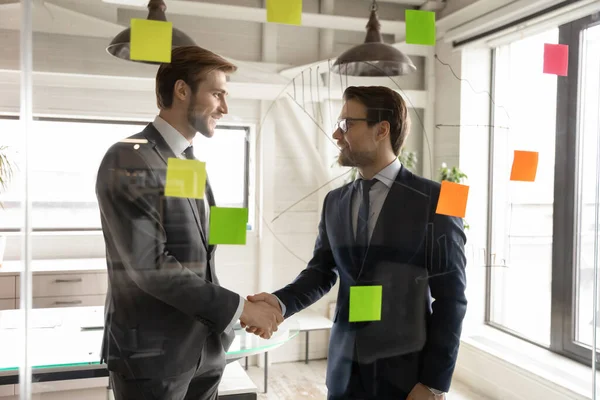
[356,178,377,259]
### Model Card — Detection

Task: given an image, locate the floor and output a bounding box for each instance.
[245,359,492,400]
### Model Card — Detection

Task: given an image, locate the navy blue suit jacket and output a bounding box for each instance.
[273,165,467,395]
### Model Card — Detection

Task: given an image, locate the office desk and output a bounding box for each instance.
[0,307,299,398]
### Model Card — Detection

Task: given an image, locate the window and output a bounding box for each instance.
[489,14,600,365]
[0,118,250,231]
[559,16,600,364]
[489,29,559,346]
[573,22,600,351]
[192,126,250,210]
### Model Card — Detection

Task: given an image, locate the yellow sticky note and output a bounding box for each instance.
[267,0,302,26]
[510,150,539,182]
[164,158,206,199]
[130,19,172,63]
[436,181,469,218]
[349,286,382,322]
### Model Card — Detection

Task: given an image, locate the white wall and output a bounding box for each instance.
[433,38,492,337]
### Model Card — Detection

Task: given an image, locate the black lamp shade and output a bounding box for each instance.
[106,27,196,64]
[332,5,416,77]
[106,0,196,64]
[332,42,416,76]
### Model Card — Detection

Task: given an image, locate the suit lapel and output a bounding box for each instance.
[205,178,218,283]
[336,183,355,250]
[143,124,210,251]
[205,178,216,254]
[335,182,364,278]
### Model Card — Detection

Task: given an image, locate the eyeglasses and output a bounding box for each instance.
[335,118,372,134]
[335,108,395,134]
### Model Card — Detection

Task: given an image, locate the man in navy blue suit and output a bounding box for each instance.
[245,86,467,400]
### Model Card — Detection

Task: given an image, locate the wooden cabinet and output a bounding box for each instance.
[0,277,15,300]
[30,294,106,309]
[0,299,15,310]
[17,272,108,298]
[0,260,107,310]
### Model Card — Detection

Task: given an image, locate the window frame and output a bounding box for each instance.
[486,12,600,367]
[553,13,600,366]
[0,116,252,233]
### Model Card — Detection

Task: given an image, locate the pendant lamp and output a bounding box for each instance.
[106,0,196,63]
[331,0,416,77]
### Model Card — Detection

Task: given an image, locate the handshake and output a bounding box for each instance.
[239,293,284,339]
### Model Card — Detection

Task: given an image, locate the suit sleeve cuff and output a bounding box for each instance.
[273,294,286,316]
[224,295,244,333]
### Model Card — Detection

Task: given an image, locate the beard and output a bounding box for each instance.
[187,99,212,138]
[337,147,376,168]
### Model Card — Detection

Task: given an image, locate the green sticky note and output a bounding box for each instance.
[266,0,302,26]
[209,207,249,245]
[349,285,382,322]
[130,18,172,63]
[164,158,206,199]
[405,10,436,46]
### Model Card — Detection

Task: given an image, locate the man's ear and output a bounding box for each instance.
[173,80,188,102]
[377,121,391,141]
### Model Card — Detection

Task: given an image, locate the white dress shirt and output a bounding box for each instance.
[152,116,244,333]
[352,158,402,241]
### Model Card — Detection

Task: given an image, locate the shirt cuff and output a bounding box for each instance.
[425,385,445,395]
[224,295,244,333]
[273,294,286,316]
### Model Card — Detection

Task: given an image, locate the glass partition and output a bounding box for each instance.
[0,0,31,398]
[8,1,600,399]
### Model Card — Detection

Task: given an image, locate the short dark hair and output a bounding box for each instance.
[342,86,410,156]
[155,46,237,109]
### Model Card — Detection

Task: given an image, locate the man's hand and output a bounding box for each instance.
[241,293,283,337]
[247,293,282,313]
[239,299,283,339]
[407,383,445,400]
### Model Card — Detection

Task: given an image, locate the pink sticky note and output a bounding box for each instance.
[543,43,568,76]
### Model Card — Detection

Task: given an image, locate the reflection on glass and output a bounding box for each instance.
[575,23,600,350]
[489,29,559,345]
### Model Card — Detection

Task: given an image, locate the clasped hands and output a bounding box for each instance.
[239,293,283,339]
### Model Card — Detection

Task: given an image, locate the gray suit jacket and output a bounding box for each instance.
[96,124,239,379]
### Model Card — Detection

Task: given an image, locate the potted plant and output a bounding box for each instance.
[0,145,15,266]
[438,162,469,230]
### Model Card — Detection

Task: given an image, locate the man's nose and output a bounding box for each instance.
[220,99,229,114]
[332,128,342,141]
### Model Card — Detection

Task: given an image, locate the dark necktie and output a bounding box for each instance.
[183,146,209,237]
[183,145,216,282]
[356,178,377,258]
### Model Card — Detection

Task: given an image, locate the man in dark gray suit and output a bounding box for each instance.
[96,46,283,400]
[245,86,467,400]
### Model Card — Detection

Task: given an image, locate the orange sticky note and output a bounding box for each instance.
[436,181,469,218]
[510,150,538,182]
